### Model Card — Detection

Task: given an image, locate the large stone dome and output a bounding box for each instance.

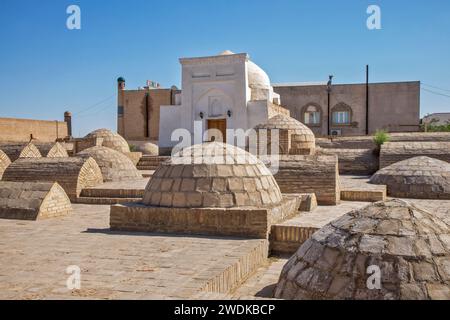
[254,114,316,155]
[142,142,283,208]
[77,146,142,182]
[84,128,130,154]
[370,156,450,199]
[275,199,450,300]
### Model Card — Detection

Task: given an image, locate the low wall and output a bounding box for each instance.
[273,155,340,205]
[2,157,103,200]
[316,132,450,150]
[0,117,68,143]
[380,142,450,168]
[317,148,379,175]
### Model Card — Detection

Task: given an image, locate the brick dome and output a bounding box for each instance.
[254,114,316,155]
[142,142,283,208]
[275,199,450,300]
[139,142,159,155]
[370,156,450,199]
[84,128,130,154]
[78,146,142,182]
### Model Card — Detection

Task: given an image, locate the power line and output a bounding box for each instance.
[76,103,115,118]
[421,87,450,99]
[72,94,115,116]
[422,83,450,93]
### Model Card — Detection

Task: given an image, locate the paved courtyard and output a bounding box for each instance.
[0,204,267,300]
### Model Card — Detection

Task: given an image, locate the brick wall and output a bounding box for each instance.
[0,143,42,161]
[380,142,450,168]
[317,148,379,175]
[273,155,340,205]
[0,117,68,143]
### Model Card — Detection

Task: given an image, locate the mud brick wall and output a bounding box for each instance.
[0,117,68,143]
[273,155,340,205]
[380,142,450,168]
[2,157,103,200]
[317,148,379,175]
[0,181,72,220]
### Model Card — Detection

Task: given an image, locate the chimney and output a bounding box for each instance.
[64,111,72,138]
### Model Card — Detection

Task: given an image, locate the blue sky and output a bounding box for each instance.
[0,0,449,137]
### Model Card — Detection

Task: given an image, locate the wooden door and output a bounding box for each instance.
[207,119,227,143]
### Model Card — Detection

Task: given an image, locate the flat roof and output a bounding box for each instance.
[272,80,420,87]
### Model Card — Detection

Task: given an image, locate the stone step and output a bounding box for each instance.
[270,224,318,255]
[74,197,142,205]
[80,188,144,198]
[340,189,386,202]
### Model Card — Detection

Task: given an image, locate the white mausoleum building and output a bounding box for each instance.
[158,50,289,154]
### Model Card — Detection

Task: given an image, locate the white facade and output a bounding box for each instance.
[159,51,282,151]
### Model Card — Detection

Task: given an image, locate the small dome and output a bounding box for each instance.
[275,199,450,300]
[142,142,283,208]
[139,142,159,156]
[219,50,235,55]
[248,60,271,90]
[84,128,130,154]
[254,114,316,155]
[117,77,125,83]
[78,146,142,182]
[370,156,450,199]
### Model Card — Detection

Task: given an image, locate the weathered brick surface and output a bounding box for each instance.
[317,148,378,175]
[124,152,142,166]
[110,196,300,239]
[34,142,69,158]
[77,146,142,182]
[380,142,450,168]
[84,128,130,154]
[137,155,170,170]
[0,150,11,179]
[0,143,42,161]
[0,181,72,220]
[371,156,450,199]
[273,155,340,205]
[143,143,283,208]
[2,157,103,200]
[275,200,450,300]
[255,114,316,155]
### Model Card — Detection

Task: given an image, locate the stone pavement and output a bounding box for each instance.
[0,204,267,300]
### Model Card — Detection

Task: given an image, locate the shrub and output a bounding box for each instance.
[129,144,137,152]
[373,130,390,147]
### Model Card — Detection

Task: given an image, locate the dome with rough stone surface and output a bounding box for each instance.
[254,114,316,155]
[139,142,159,155]
[84,128,130,154]
[142,142,283,208]
[0,150,11,179]
[78,146,142,182]
[370,156,450,199]
[275,199,450,300]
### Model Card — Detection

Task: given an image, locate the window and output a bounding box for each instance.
[333,111,350,124]
[304,105,321,125]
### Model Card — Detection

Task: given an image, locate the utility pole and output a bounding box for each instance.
[366,65,370,135]
[327,75,333,136]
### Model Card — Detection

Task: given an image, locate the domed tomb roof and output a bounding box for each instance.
[247,60,271,91]
[84,128,130,154]
[275,199,450,300]
[139,142,159,156]
[142,142,283,208]
[254,114,316,155]
[77,146,142,182]
[370,156,450,199]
